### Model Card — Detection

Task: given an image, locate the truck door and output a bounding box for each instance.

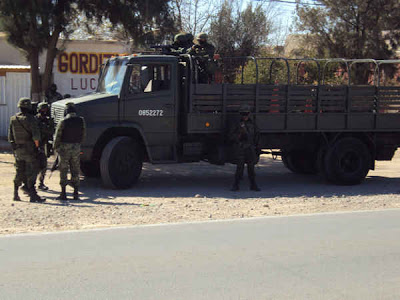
[122,61,177,162]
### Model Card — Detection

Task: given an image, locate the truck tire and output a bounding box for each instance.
[324,137,371,185]
[100,136,143,189]
[281,151,318,174]
[80,160,100,178]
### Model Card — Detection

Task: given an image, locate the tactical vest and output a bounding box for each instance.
[60,116,84,143]
[11,115,32,144]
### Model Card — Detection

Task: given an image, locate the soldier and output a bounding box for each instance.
[188,32,216,83]
[171,32,193,55]
[36,102,55,190]
[8,98,45,202]
[45,83,63,104]
[54,102,86,200]
[229,105,260,192]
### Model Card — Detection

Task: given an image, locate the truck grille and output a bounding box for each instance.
[51,105,64,125]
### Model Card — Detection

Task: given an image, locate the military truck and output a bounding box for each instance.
[51,55,400,189]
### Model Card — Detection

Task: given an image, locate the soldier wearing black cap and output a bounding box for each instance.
[36,102,55,190]
[54,102,86,200]
[229,104,260,191]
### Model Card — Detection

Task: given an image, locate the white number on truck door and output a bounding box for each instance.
[138,110,164,117]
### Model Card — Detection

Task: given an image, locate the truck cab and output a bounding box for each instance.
[52,54,188,188]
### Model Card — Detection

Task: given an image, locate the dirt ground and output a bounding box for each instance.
[1,150,400,235]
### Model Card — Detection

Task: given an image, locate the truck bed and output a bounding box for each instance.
[187,83,400,133]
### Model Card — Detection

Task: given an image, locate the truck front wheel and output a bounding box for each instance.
[100,136,143,189]
[324,137,371,185]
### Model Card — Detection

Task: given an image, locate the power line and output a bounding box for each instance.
[254,0,324,6]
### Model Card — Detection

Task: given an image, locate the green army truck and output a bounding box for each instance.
[51,55,400,189]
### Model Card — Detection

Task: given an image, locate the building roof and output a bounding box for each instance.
[0,65,30,69]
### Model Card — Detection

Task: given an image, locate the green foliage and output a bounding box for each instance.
[209,2,272,58]
[78,0,174,46]
[295,0,400,83]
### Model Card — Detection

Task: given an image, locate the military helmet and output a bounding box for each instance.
[185,33,194,42]
[38,102,49,110]
[239,104,251,113]
[196,32,208,40]
[18,97,32,109]
[64,102,76,116]
[174,33,186,43]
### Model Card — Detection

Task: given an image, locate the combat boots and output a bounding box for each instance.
[231,180,240,191]
[21,184,29,195]
[29,188,46,203]
[38,181,49,191]
[57,186,67,201]
[73,187,80,200]
[13,184,21,201]
[249,180,260,192]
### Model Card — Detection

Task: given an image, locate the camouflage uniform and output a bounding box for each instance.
[229,105,260,191]
[171,33,194,55]
[188,33,216,83]
[54,103,86,200]
[8,98,45,202]
[36,102,55,190]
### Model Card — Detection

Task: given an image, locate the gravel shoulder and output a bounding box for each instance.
[1,151,400,235]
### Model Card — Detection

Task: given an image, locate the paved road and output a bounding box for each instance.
[1,210,400,300]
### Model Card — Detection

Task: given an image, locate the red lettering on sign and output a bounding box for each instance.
[71,78,78,90]
[79,53,89,74]
[58,53,68,73]
[70,53,78,73]
[81,78,87,90]
[89,54,98,74]
[90,78,97,90]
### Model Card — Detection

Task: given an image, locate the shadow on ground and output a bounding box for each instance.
[72,156,400,201]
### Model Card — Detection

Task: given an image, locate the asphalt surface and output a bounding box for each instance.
[1,209,400,300]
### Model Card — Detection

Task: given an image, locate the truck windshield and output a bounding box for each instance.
[97,59,128,94]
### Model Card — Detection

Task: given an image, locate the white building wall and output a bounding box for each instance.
[0,72,31,137]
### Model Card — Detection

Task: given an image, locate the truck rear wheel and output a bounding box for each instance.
[100,136,143,189]
[281,150,318,174]
[324,137,371,185]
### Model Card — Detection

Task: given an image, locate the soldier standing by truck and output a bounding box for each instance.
[54,102,86,200]
[36,102,55,191]
[230,105,260,192]
[8,98,45,202]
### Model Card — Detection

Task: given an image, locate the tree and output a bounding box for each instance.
[209,1,273,82]
[0,1,73,100]
[209,2,273,57]
[296,0,400,83]
[170,0,215,36]
[0,0,173,100]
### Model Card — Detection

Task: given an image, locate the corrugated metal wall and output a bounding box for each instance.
[0,72,31,137]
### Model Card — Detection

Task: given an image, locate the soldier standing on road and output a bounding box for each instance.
[54,102,86,200]
[230,105,261,192]
[36,102,55,190]
[8,98,45,202]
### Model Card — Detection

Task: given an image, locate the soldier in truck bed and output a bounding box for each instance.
[229,105,261,192]
[187,32,216,83]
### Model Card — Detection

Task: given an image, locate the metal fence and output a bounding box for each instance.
[0,70,31,137]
